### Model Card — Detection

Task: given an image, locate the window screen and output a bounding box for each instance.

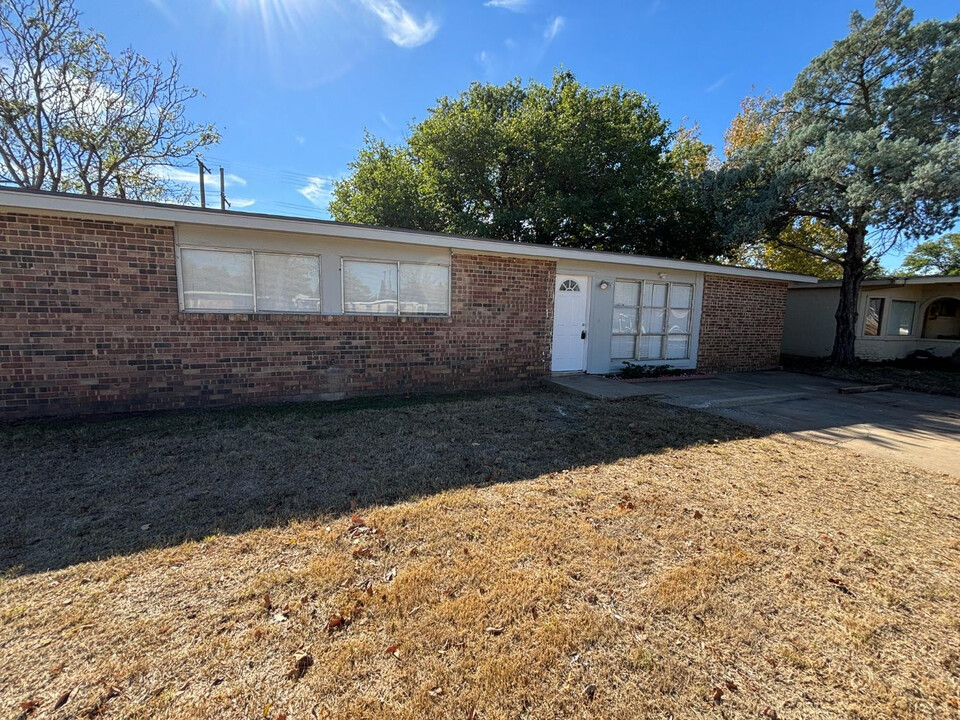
[343,260,398,314]
[343,260,451,315]
[864,298,884,336]
[887,300,916,336]
[180,248,254,311]
[399,263,449,315]
[254,253,321,313]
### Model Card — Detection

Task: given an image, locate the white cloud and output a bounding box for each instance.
[484,0,529,11]
[476,50,495,77]
[155,166,247,189]
[230,198,257,209]
[295,135,306,146]
[298,176,338,209]
[543,16,565,42]
[379,112,393,129]
[357,0,439,48]
[706,74,730,93]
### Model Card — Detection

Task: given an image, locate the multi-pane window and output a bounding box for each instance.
[179,248,322,313]
[342,259,450,316]
[612,280,694,361]
[886,300,916,336]
[864,298,884,336]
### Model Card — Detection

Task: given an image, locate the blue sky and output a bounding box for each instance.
[83,0,956,267]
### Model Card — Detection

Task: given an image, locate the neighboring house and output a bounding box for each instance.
[782,276,960,361]
[0,188,815,420]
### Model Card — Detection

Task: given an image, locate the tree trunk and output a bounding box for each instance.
[830,227,867,366]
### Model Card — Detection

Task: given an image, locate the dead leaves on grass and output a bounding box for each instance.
[286,653,314,681]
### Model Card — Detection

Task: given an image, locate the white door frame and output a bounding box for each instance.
[551,274,591,373]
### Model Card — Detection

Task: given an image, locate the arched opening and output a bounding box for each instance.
[921,297,960,339]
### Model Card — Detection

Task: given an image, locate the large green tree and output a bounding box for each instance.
[331,71,719,260]
[899,232,960,275]
[709,0,959,364]
[0,0,219,200]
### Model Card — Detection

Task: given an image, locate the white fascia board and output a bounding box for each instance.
[0,188,817,284]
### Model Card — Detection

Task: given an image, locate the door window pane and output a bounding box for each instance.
[611,335,635,359]
[887,300,916,336]
[343,260,398,314]
[670,284,693,309]
[642,308,665,334]
[180,248,253,311]
[254,253,321,313]
[399,263,449,315]
[637,335,663,360]
[667,308,690,334]
[665,335,689,359]
[864,298,884,336]
[643,282,668,307]
[613,308,639,334]
[614,281,640,307]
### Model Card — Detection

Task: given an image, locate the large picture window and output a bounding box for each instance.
[612,280,694,361]
[179,247,321,313]
[343,259,450,316]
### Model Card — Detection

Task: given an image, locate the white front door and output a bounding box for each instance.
[551,275,589,372]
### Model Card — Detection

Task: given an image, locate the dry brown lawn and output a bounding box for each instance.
[1,389,958,719]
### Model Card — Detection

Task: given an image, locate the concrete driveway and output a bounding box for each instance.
[552,371,960,476]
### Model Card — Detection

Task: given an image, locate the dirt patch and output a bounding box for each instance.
[1,390,957,719]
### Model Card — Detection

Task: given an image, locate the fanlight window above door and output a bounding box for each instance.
[559,279,581,292]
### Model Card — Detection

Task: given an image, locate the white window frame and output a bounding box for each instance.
[340,257,452,317]
[612,279,695,363]
[176,245,322,314]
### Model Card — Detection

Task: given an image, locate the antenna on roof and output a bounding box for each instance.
[219,166,231,211]
[196,156,212,208]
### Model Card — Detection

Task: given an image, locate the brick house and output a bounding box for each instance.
[0,188,815,419]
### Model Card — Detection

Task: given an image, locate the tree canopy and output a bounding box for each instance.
[331,70,718,260]
[0,0,219,200]
[709,0,960,363]
[898,232,960,275]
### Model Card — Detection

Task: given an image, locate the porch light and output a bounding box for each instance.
[598,280,610,290]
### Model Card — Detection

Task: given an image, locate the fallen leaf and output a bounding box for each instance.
[325,614,348,633]
[19,699,40,713]
[385,644,400,657]
[384,567,397,582]
[712,686,723,703]
[287,653,313,681]
[583,684,596,702]
[763,707,779,719]
[140,524,151,531]
[485,626,505,636]
[262,593,272,612]
[693,510,703,520]
[724,679,739,692]
[53,690,71,710]
[828,577,854,596]
[428,686,444,697]
[352,547,372,558]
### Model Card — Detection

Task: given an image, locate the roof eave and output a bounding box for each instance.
[0,187,818,284]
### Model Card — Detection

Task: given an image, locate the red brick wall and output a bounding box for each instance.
[697,274,788,372]
[0,212,555,419]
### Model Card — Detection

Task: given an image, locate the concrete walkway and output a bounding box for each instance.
[549,371,960,476]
